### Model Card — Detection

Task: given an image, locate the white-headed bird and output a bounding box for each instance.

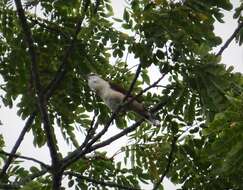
[87,73,160,126]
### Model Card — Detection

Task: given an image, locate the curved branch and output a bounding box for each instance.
[0,112,36,179]
[216,22,243,56]
[14,0,59,167]
[0,150,50,169]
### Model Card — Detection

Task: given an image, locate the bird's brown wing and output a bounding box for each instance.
[109,82,143,102]
[109,82,131,96]
[127,97,150,119]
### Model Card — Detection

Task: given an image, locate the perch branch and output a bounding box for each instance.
[62,73,168,168]
[62,64,149,168]
[216,22,243,56]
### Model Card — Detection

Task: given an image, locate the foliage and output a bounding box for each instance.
[0,0,243,189]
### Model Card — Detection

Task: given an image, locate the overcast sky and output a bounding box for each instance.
[0,1,242,189]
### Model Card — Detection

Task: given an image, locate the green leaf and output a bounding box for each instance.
[68,180,74,188]
[123,8,130,23]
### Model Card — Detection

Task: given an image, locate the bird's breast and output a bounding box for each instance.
[103,91,124,111]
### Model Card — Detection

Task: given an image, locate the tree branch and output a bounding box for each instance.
[152,135,178,190]
[14,0,41,95]
[62,63,152,168]
[0,112,36,179]
[62,73,168,168]
[124,72,167,108]
[2,1,91,185]
[87,95,169,154]
[28,16,70,39]
[44,0,90,100]
[79,112,99,149]
[0,150,50,169]
[16,168,48,186]
[123,63,142,102]
[216,22,243,56]
[14,1,61,189]
[64,171,140,190]
[94,0,101,14]
[0,169,48,189]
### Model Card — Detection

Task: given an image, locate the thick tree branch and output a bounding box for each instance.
[0,150,50,169]
[14,0,41,95]
[216,22,243,56]
[64,171,140,190]
[14,1,61,189]
[0,112,36,179]
[14,0,59,169]
[1,1,91,185]
[152,135,178,190]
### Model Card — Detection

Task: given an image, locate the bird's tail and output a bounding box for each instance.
[129,99,160,127]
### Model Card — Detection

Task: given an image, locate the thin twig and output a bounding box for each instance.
[0,112,36,179]
[64,171,141,190]
[79,112,99,150]
[152,135,178,190]
[28,17,70,39]
[123,63,142,102]
[123,72,168,110]
[0,150,50,169]
[216,22,243,56]
[88,120,144,152]
[0,169,48,189]
[16,168,48,186]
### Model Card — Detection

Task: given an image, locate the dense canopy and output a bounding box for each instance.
[0,0,243,189]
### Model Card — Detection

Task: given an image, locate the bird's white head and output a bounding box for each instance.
[87,73,110,93]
